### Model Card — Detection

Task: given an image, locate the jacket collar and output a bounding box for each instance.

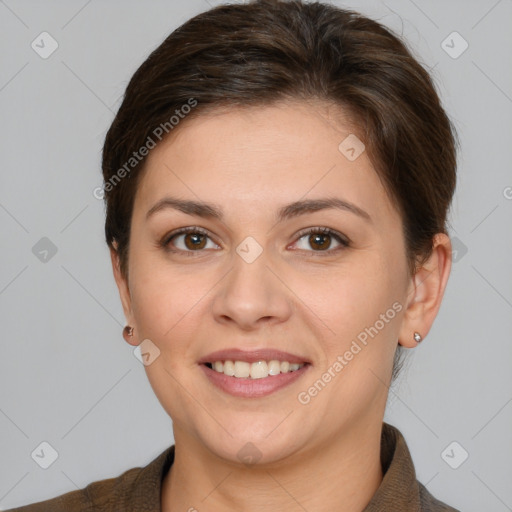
[128,423,439,511]
[363,422,422,510]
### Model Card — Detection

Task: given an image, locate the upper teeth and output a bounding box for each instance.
[211,360,305,379]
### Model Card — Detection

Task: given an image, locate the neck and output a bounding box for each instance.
[162,420,384,512]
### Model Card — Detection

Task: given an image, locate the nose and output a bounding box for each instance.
[211,249,293,331]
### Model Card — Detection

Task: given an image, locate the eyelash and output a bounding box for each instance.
[161,226,350,257]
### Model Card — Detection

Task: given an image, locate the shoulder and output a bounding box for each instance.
[3,445,175,512]
[2,465,143,512]
[418,482,462,512]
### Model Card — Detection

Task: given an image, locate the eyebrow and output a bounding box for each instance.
[146,196,372,223]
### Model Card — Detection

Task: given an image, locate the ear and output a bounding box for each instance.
[398,233,452,348]
[110,244,138,347]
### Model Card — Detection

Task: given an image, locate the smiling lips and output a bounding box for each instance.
[199,348,311,397]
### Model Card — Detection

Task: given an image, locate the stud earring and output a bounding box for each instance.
[123,325,134,342]
[413,332,422,343]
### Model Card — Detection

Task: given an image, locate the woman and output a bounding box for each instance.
[7,0,461,510]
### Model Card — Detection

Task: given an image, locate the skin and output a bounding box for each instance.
[110,99,452,511]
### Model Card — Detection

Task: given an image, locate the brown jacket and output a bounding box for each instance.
[5,423,460,511]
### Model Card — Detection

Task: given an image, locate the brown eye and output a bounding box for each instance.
[183,232,207,250]
[163,227,220,254]
[308,232,331,251]
[293,227,349,254]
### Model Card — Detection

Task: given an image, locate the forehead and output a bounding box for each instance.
[134,101,399,225]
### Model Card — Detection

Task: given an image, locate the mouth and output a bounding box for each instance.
[198,349,311,398]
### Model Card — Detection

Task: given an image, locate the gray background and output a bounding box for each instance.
[1,0,511,510]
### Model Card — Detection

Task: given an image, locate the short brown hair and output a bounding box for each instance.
[101,0,459,379]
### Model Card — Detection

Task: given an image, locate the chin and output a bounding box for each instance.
[190,413,309,467]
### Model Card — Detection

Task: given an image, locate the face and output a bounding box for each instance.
[113,100,422,465]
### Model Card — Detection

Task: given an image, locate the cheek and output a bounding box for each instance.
[302,265,402,413]
[128,256,211,348]
[307,252,403,358]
